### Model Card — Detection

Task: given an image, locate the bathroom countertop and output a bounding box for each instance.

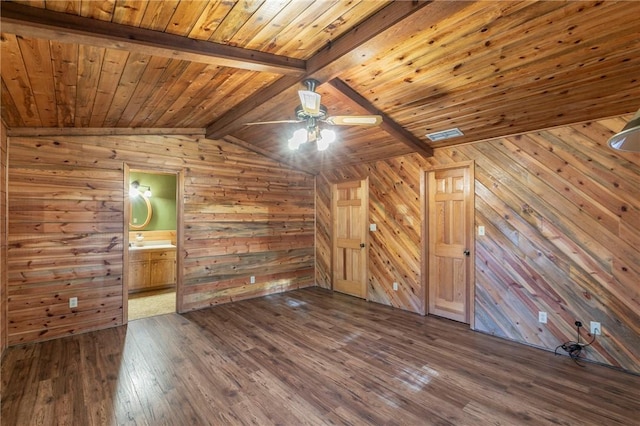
[129,242,176,251]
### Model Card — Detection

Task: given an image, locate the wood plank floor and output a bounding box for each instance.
[2,288,639,425]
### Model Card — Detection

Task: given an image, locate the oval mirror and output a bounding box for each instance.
[129,193,152,230]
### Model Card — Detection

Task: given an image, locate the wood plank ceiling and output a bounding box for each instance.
[1,1,639,173]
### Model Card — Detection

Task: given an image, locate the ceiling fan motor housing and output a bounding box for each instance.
[295,104,328,120]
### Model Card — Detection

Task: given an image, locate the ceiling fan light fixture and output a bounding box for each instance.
[317,129,336,151]
[317,137,330,151]
[288,128,307,150]
[320,129,336,145]
[608,109,640,152]
[298,90,322,116]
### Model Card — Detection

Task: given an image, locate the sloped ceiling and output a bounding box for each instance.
[1,0,639,173]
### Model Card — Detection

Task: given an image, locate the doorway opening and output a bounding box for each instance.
[125,167,181,321]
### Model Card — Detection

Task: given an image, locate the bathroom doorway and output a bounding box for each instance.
[124,167,182,322]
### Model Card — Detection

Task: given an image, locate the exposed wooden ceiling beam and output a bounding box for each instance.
[205,0,451,140]
[0,2,305,76]
[328,78,434,158]
[6,127,205,137]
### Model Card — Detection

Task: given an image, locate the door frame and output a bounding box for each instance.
[123,164,185,323]
[420,160,475,329]
[331,177,369,300]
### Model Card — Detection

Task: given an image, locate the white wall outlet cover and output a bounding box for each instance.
[538,311,547,324]
[590,321,601,335]
[69,297,78,308]
[478,226,485,236]
[369,223,377,231]
[250,276,256,284]
[393,282,399,291]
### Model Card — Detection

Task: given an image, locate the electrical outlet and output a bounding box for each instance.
[250,276,256,284]
[369,223,377,232]
[590,321,601,335]
[393,282,399,291]
[69,297,78,308]
[478,226,485,236]
[538,311,547,324]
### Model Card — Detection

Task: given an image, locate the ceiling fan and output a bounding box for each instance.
[245,79,382,151]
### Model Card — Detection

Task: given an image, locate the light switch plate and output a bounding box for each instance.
[538,311,547,324]
[478,226,485,236]
[370,223,377,231]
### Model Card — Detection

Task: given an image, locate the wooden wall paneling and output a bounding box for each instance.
[461,136,640,370]
[316,158,423,314]
[181,137,314,310]
[1,120,7,354]
[367,158,423,313]
[314,174,331,290]
[180,142,315,312]
[7,148,124,344]
[6,132,315,345]
[460,124,639,372]
[315,116,640,374]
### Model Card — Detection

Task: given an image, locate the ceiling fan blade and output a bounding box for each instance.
[244,120,301,126]
[298,90,322,116]
[325,115,382,126]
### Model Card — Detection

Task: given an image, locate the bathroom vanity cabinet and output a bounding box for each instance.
[129,248,176,293]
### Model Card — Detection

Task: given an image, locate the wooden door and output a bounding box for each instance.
[426,164,474,324]
[332,179,368,299]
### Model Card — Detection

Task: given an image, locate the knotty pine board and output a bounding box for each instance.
[1,121,7,353]
[5,133,314,345]
[315,116,640,374]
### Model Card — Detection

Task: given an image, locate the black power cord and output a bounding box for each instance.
[554,320,597,366]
